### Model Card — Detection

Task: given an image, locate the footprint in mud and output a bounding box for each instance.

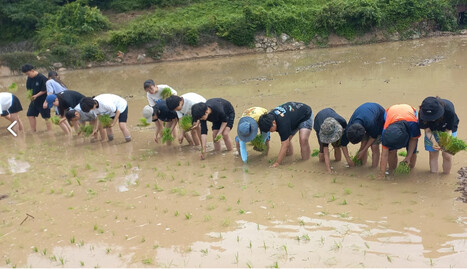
[7,158,31,174]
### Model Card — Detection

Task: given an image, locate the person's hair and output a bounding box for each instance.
[48,71,67,88]
[166,95,182,111]
[347,123,366,144]
[258,113,275,133]
[191,102,208,122]
[21,64,34,73]
[65,109,77,122]
[80,97,97,113]
[143,79,155,90]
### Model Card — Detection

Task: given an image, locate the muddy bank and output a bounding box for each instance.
[456,167,467,203]
[1,28,466,78]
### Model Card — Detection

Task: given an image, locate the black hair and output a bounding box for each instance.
[80,97,97,113]
[166,95,182,111]
[258,113,275,133]
[347,123,366,144]
[65,109,78,122]
[191,102,208,122]
[143,79,155,90]
[21,64,34,73]
[48,70,67,88]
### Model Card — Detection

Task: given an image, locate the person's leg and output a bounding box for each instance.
[441,151,452,174]
[221,127,233,151]
[9,113,23,132]
[318,143,325,162]
[429,151,439,173]
[287,137,294,156]
[191,128,200,145]
[212,129,221,151]
[334,146,342,161]
[235,136,241,156]
[359,142,369,165]
[59,121,71,135]
[388,150,398,171]
[184,131,194,145]
[409,153,417,169]
[370,144,380,168]
[107,127,114,141]
[119,122,131,142]
[28,116,37,132]
[298,128,311,160]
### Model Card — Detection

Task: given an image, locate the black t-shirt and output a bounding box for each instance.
[154,99,177,122]
[418,99,459,132]
[272,102,312,141]
[313,108,347,146]
[26,72,48,108]
[201,98,234,134]
[57,90,85,116]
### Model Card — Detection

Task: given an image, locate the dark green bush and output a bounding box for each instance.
[80,43,107,62]
[183,28,200,46]
[0,51,51,72]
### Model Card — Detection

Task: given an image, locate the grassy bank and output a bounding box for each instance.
[0,0,465,71]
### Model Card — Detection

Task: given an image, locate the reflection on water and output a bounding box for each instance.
[0,35,467,267]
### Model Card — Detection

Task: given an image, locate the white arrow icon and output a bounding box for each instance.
[7,120,17,137]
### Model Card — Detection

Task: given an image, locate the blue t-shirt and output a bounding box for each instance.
[313,108,347,146]
[341,102,385,146]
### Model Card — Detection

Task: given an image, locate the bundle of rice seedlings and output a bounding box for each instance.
[8,83,18,92]
[161,87,172,99]
[436,131,467,155]
[98,114,112,128]
[250,134,267,152]
[137,117,150,127]
[311,149,320,157]
[26,89,33,100]
[398,151,407,157]
[50,115,60,125]
[162,127,174,143]
[351,151,362,166]
[394,161,411,176]
[80,124,94,137]
[180,115,193,132]
[214,135,223,142]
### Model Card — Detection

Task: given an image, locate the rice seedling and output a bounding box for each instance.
[185,213,192,219]
[273,261,279,268]
[288,182,294,188]
[180,115,193,131]
[394,161,410,176]
[311,149,319,157]
[351,151,362,166]
[235,252,239,264]
[8,82,18,92]
[239,209,245,214]
[32,246,38,252]
[436,131,467,155]
[80,261,84,267]
[71,236,75,244]
[141,237,146,243]
[98,115,112,128]
[214,134,223,142]
[246,262,252,268]
[201,248,209,255]
[162,127,174,143]
[398,150,407,157]
[250,135,267,152]
[50,115,60,125]
[137,117,150,127]
[142,258,153,265]
[26,89,33,100]
[387,255,392,263]
[344,188,352,195]
[59,256,65,265]
[153,244,159,249]
[80,124,94,137]
[341,199,348,205]
[282,245,288,255]
[161,87,172,99]
[42,248,47,256]
[204,215,212,221]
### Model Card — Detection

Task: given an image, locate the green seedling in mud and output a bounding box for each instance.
[70,168,77,177]
[273,262,279,268]
[161,87,172,99]
[80,261,84,266]
[26,89,33,100]
[59,256,65,265]
[42,248,47,256]
[33,246,38,252]
[351,151,362,166]
[398,150,407,157]
[311,149,319,157]
[137,117,150,127]
[435,131,467,155]
[222,219,230,227]
[201,249,208,255]
[340,200,348,205]
[8,82,18,92]
[239,209,245,214]
[141,237,145,243]
[71,236,75,244]
[282,245,288,255]
[180,115,193,131]
[162,127,174,143]
[250,134,267,152]
[288,182,294,188]
[214,134,223,142]
[204,215,212,221]
[387,255,392,263]
[174,210,179,216]
[50,115,60,125]
[142,258,153,265]
[98,114,112,128]
[235,252,239,264]
[185,213,192,219]
[344,188,352,195]
[80,124,94,137]
[394,161,410,176]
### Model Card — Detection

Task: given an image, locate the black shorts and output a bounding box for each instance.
[8,95,23,114]
[27,102,50,119]
[111,106,128,123]
[211,111,235,131]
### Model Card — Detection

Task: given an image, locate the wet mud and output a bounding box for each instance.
[0,35,466,267]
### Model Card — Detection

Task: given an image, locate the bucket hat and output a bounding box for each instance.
[319,117,343,144]
[237,116,258,142]
[419,97,444,121]
[142,105,154,123]
[382,121,409,149]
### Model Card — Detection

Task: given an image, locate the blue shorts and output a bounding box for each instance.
[425,131,457,152]
[291,111,313,136]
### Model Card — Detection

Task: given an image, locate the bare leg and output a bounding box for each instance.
[184,132,194,145]
[28,116,36,132]
[191,127,201,146]
[334,147,342,161]
[45,119,52,131]
[106,127,114,141]
[222,127,233,151]
[442,151,452,174]
[212,130,221,151]
[298,128,311,160]
[359,142,369,165]
[119,122,131,142]
[429,151,439,173]
[409,153,417,169]
[388,150,398,171]
[59,121,72,135]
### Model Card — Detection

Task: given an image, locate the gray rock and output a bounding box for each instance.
[53,62,63,68]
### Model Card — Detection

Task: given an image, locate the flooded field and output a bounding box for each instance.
[1,35,467,267]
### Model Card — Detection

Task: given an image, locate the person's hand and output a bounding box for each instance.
[214,135,223,142]
[154,135,160,143]
[401,158,409,164]
[357,151,365,160]
[348,160,355,167]
[31,94,37,101]
[91,129,98,136]
[43,103,48,109]
[270,162,280,168]
[178,136,184,144]
[432,143,441,151]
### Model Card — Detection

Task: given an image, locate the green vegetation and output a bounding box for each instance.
[394,161,410,175]
[80,124,94,137]
[98,114,112,128]
[161,87,172,99]
[26,90,33,100]
[162,127,174,143]
[50,115,60,125]
[8,83,18,92]
[0,0,463,70]
[436,131,467,155]
[398,150,407,157]
[351,151,362,166]
[214,135,223,142]
[137,117,150,127]
[250,134,266,152]
[311,149,319,157]
[180,115,193,131]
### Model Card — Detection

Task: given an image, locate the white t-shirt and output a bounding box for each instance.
[176,92,206,118]
[93,94,127,117]
[0,92,13,114]
[147,85,177,106]
[46,79,67,95]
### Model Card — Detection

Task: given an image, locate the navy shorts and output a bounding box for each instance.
[111,106,128,123]
[7,95,23,114]
[27,102,50,119]
[212,111,235,131]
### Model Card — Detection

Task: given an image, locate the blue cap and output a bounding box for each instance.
[46,94,57,109]
[382,121,409,150]
[237,116,258,142]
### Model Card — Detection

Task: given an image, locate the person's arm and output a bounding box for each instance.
[154,119,163,143]
[403,137,418,164]
[323,146,332,173]
[111,110,120,127]
[357,137,376,159]
[271,139,290,167]
[32,90,47,101]
[215,122,228,141]
[380,147,389,176]
[200,134,207,160]
[424,128,440,150]
[341,146,354,167]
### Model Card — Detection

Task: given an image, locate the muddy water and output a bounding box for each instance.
[1,35,467,267]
